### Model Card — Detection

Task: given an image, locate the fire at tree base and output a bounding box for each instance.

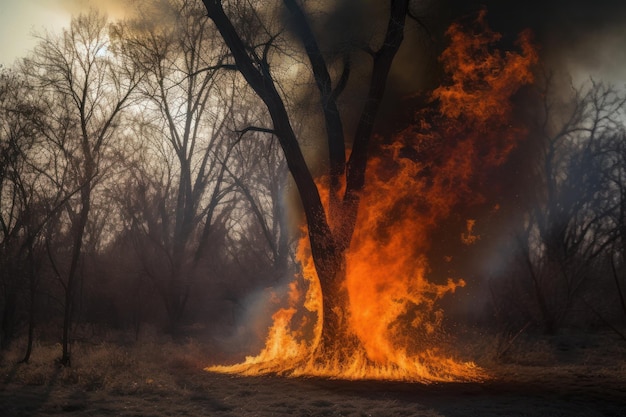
[206,13,536,384]
[206,272,486,383]
[207,231,486,383]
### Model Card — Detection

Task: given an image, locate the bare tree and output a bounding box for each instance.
[22,10,140,365]
[519,77,626,332]
[605,130,626,323]
[228,133,290,279]
[114,0,257,333]
[0,70,39,350]
[199,0,413,357]
[0,69,75,360]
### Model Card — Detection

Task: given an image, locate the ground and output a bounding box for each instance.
[0,330,625,416]
[2,371,626,417]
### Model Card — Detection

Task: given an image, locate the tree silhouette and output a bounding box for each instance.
[23,10,140,365]
[201,0,411,358]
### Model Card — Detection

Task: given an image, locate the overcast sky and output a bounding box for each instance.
[0,0,128,67]
[0,0,624,87]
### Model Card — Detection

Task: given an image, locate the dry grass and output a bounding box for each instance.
[453,327,626,385]
[0,334,212,394]
[0,329,625,416]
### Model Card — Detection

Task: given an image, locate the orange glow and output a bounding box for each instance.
[461,219,480,245]
[207,14,537,382]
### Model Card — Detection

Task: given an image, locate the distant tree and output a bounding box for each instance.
[518,77,626,332]
[605,130,626,323]
[22,10,140,365]
[115,0,261,334]
[0,69,91,361]
[0,70,39,350]
[227,133,290,280]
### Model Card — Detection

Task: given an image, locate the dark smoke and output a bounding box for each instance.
[445,0,626,84]
[259,0,625,329]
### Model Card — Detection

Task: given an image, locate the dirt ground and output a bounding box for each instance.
[1,331,625,416]
[1,370,625,417]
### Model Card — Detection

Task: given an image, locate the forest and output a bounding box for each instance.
[1,0,626,406]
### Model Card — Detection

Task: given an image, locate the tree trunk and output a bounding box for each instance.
[20,257,37,364]
[0,288,17,351]
[20,300,35,364]
[203,0,408,364]
[314,256,358,361]
[60,184,91,366]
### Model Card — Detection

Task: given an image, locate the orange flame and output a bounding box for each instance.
[207,13,537,382]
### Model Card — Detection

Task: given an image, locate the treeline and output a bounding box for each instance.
[1,0,625,367]
[448,74,626,338]
[0,2,292,364]
[492,76,626,335]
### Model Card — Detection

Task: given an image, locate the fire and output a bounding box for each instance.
[207,13,537,382]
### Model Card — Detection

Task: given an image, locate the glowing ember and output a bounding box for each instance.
[207,13,537,382]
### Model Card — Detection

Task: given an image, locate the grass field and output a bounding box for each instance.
[1,330,625,416]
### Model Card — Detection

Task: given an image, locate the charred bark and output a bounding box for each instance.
[203,0,409,363]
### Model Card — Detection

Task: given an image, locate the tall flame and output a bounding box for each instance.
[208,13,537,382]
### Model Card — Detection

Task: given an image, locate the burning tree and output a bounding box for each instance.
[202,1,537,381]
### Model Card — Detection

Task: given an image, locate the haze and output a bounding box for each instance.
[0,0,130,67]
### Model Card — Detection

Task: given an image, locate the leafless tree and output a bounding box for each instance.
[518,77,626,332]
[22,10,140,365]
[0,70,40,350]
[199,0,415,357]
[228,133,290,278]
[604,130,626,323]
[0,70,76,360]
[114,0,269,333]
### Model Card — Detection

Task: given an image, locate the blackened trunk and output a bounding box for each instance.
[203,0,409,365]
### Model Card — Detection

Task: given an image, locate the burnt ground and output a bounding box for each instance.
[1,367,625,416]
[0,331,625,416]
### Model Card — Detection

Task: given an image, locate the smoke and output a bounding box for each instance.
[446,0,626,85]
[212,281,298,361]
[48,0,131,19]
[282,0,626,155]
[428,0,626,322]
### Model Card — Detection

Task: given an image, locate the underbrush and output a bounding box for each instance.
[1,327,625,391]
[0,333,213,394]
[452,327,626,383]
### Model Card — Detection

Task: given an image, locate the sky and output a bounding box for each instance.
[0,0,129,67]
[0,0,625,86]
